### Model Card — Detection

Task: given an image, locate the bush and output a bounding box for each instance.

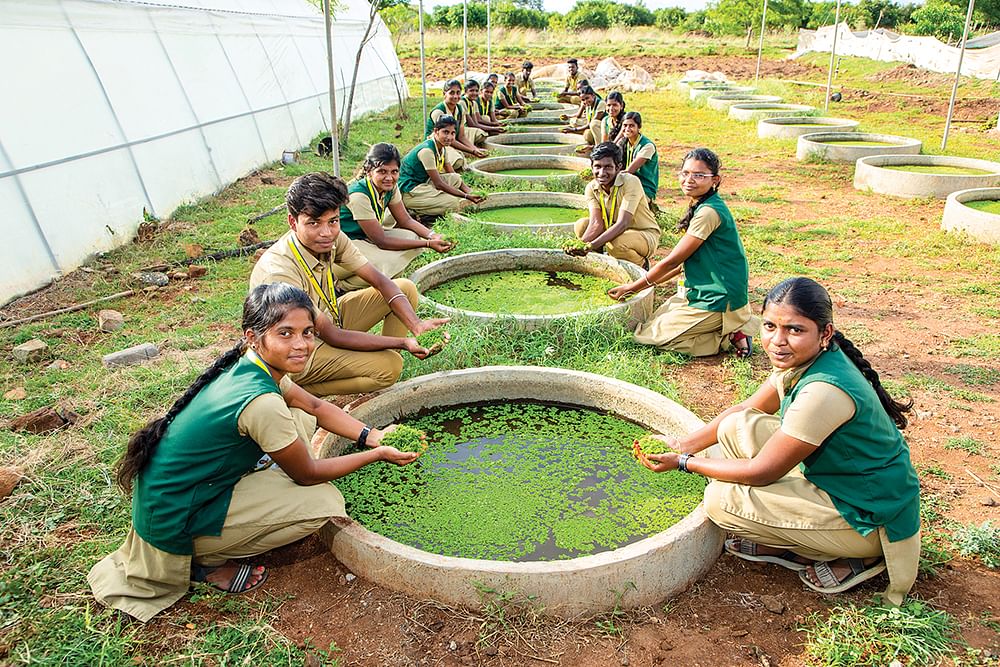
[655,6,688,28]
[565,0,611,29]
[493,1,550,28]
[910,0,966,39]
[428,2,488,28]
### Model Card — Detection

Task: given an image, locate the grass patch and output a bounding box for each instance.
[945,363,1000,387]
[944,436,984,456]
[953,521,1000,569]
[899,373,993,403]
[918,530,954,578]
[801,600,961,667]
[949,334,1000,359]
[916,463,952,481]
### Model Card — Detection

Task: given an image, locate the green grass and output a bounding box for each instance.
[801,600,962,667]
[944,436,985,456]
[953,521,1000,569]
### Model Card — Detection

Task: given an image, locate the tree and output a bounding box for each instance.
[380,2,418,50]
[941,0,1000,26]
[655,6,688,29]
[910,0,966,39]
[494,1,550,28]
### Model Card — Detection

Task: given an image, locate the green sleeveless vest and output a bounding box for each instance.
[399,139,441,194]
[133,355,279,554]
[682,192,749,312]
[781,347,921,541]
[625,134,659,201]
[424,101,463,137]
[339,179,394,240]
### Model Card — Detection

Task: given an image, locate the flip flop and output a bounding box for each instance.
[730,332,753,360]
[192,562,269,594]
[724,538,809,571]
[799,558,886,594]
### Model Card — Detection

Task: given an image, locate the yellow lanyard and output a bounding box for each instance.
[598,185,620,230]
[287,237,340,326]
[432,141,445,172]
[246,349,272,378]
[626,136,640,165]
[586,100,598,122]
[365,177,388,223]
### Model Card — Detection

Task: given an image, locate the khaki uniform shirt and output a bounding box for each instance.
[585,172,658,234]
[770,361,856,445]
[347,187,402,226]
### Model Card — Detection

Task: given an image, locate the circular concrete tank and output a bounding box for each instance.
[758,116,860,139]
[508,123,565,133]
[797,132,922,162]
[942,187,1000,245]
[854,155,1000,199]
[530,102,577,112]
[706,93,781,111]
[451,191,586,236]
[508,115,573,127]
[469,155,590,186]
[729,103,817,121]
[318,366,724,618]
[484,132,585,155]
[689,85,754,101]
[410,248,652,329]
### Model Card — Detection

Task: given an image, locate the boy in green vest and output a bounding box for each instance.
[426,79,487,168]
[401,115,484,218]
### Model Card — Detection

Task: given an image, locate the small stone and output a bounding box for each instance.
[658,640,674,651]
[0,467,23,499]
[731,629,749,637]
[184,243,203,258]
[3,387,26,400]
[190,297,207,304]
[761,595,786,615]
[448,640,457,651]
[428,620,444,633]
[982,496,998,507]
[168,271,189,280]
[239,228,261,246]
[133,271,169,287]
[620,657,630,666]
[187,265,208,279]
[98,309,125,332]
[102,343,159,368]
[344,573,356,582]
[9,405,78,434]
[889,661,903,667]
[13,339,47,363]
[47,359,70,371]
[484,646,497,656]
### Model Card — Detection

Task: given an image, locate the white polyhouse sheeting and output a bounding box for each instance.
[0,0,407,305]
[794,22,1000,80]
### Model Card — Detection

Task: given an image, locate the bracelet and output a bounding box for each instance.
[643,275,655,288]
[424,238,430,247]
[677,453,693,473]
[386,292,407,305]
[356,425,371,448]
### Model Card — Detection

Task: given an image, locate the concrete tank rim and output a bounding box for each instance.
[798,131,922,147]
[758,116,860,139]
[855,154,1000,172]
[450,191,586,236]
[469,155,591,184]
[484,132,585,155]
[760,116,859,127]
[942,187,1000,245]
[409,248,651,324]
[854,155,1000,199]
[796,132,922,162]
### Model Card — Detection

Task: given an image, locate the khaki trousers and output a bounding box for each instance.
[557,93,581,105]
[633,294,758,357]
[402,173,468,217]
[704,408,883,561]
[465,126,487,148]
[291,279,418,397]
[339,229,426,291]
[574,217,658,267]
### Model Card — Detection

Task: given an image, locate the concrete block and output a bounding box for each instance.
[103,342,159,367]
[13,339,47,363]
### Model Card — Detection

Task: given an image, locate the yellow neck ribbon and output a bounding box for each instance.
[246,348,273,378]
[365,176,388,223]
[626,135,641,165]
[598,185,620,230]
[287,237,341,327]
[432,141,446,172]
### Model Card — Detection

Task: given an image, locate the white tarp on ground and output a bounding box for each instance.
[0,0,407,305]
[794,22,1000,80]
[532,58,655,92]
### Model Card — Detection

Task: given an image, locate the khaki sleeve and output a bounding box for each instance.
[637,143,656,160]
[780,382,857,446]
[585,180,598,206]
[332,233,370,274]
[686,206,721,241]
[430,108,444,125]
[238,392,300,453]
[389,185,402,206]
[417,147,437,171]
[595,100,606,114]
[618,176,645,218]
[249,252,306,293]
[348,191,376,221]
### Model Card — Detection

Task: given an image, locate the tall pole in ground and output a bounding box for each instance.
[487,0,492,75]
[754,0,769,85]
[942,0,976,150]
[418,0,427,123]
[322,0,340,176]
[463,0,468,80]
[824,0,843,113]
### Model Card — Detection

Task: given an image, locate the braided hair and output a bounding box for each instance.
[677,147,721,232]
[605,91,626,143]
[764,277,912,429]
[115,283,316,493]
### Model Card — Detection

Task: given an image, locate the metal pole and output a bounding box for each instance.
[322,0,340,176]
[463,0,468,80]
[824,0,842,113]
[487,0,491,75]
[418,0,427,123]
[942,0,976,150]
[754,0,769,85]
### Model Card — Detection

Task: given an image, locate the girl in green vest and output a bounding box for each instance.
[88,283,420,621]
[637,277,920,602]
[338,143,454,291]
[495,71,529,118]
[608,148,756,357]
[600,91,626,144]
[620,112,660,203]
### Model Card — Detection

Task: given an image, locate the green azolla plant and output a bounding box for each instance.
[334,401,706,561]
[633,434,675,456]
[562,237,589,256]
[415,328,449,356]
[424,270,615,316]
[380,425,427,454]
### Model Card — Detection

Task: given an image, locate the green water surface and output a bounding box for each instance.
[817,140,897,147]
[494,167,578,176]
[425,269,615,315]
[334,401,706,560]
[966,200,1000,214]
[467,205,587,226]
[882,165,995,176]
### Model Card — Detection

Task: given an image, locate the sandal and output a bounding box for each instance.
[192,562,269,594]
[799,558,886,594]
[730,331,752,360]
[724,538,810,572]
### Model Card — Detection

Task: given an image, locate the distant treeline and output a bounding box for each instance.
[379,0,998,43]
